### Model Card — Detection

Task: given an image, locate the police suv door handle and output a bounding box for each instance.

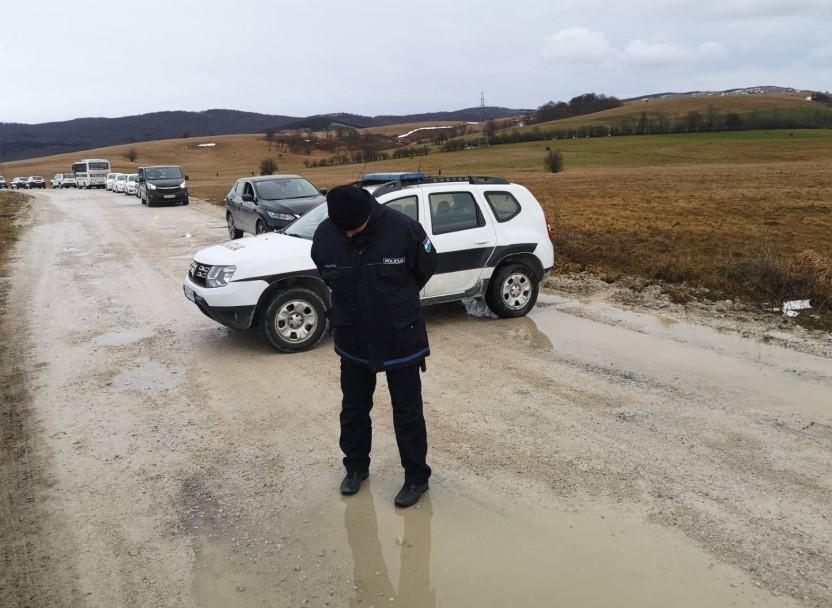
[474,240,490,245]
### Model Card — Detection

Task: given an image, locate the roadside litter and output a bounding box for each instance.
[462,297,498,319]
[782,299,812,318]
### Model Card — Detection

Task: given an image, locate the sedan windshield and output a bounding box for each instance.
[284,202,328,240]
[255,178,319,200]
[145,167,183,180]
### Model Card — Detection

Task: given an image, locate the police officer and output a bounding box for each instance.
[311,185,438,508]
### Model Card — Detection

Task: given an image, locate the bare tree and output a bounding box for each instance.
[124,148,138,162]
[704,105,721,131]
[264,128,276,150]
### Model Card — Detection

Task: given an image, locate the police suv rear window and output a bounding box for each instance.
[484,191,521,222]
[428,192,485,235]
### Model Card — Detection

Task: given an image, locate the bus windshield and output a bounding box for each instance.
[72,163,86,173]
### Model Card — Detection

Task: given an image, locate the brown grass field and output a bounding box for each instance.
[2,110,831,323]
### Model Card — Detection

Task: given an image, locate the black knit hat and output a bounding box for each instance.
[326,185,373,231]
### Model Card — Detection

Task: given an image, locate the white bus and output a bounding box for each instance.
[72,159,111,189]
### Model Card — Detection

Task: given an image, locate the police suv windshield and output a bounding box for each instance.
[284,202,328,240]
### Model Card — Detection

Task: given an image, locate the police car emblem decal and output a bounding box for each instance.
[383,257,405,265]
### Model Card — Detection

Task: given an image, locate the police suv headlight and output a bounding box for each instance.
[266,211,296,221]
[205,265,236,288]
[179,180,187,189]
[147,182,157,190]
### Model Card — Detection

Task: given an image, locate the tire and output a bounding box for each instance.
[260,287,327,353]
[255,219,267,235]
[485,263,539,318]
[227,213,243,239]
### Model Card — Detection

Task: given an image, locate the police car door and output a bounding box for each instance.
[422,190,497,298]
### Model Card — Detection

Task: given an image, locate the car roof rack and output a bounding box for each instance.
[370,175,510,198]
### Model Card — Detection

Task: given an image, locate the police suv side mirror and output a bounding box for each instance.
[319,188,328,196]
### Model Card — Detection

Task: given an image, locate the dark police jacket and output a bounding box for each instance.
[311,200,439,372]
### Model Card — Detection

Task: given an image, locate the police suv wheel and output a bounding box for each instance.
[255,220,267,235]
[485,263,539,318]
[260,287,327,353]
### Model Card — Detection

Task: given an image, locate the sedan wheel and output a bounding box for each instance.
[255,220,268,235]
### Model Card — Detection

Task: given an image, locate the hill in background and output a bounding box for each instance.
[0,106,524,163]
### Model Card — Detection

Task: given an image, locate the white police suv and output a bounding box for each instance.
[183,175,555,352]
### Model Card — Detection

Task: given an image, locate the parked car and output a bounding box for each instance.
[51,174,61,188]
[105,173,118,191]
[225,175,325,238]
[184,175,555,352]
[125,173,139,195]
[114,173,128,193]
[11,177,28,189]
[0,176,7,189]
[27,176,46,189]
[138,165,189,206]
[61,173,77,188]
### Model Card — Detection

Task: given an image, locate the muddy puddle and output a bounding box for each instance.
[527,295,832,416]
[93,326,155,346]
[185,474,798,608]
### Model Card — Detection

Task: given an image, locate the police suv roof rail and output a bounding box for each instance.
[370,175,510,198]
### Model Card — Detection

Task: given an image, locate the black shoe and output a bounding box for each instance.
[394,482,429,508]
[340,471,369,495]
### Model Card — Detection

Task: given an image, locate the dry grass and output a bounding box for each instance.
[0,191,28,268]
[4,128,832,324]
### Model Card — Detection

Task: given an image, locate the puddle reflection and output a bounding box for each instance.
[344,490,437,607]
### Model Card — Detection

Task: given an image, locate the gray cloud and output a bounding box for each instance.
[0,0,829,123]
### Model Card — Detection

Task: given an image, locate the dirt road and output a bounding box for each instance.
[2,189,830,607]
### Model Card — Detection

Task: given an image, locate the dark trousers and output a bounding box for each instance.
[340,358,431,484]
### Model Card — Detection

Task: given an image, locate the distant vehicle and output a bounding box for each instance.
[114,173,128,193]
[51,173,77,188]
[72,159,111,189]
[27,176,46,189]
[0,176,7,189]
[125,173,139,195]
[225,175,325,238]
[11,177,28,189]
[138,165,189,207]
[185,175,555,352]
[105,173,118,191]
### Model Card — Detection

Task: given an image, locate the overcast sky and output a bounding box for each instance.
[2,0,830,123]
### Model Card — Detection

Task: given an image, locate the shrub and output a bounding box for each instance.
[124,148,138,162]
[544,150,564,173]
[260,158,277,175]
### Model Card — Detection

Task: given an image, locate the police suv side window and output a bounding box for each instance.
[484,191,522,222]
[428,192,484,235]
[385,195,418,221]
